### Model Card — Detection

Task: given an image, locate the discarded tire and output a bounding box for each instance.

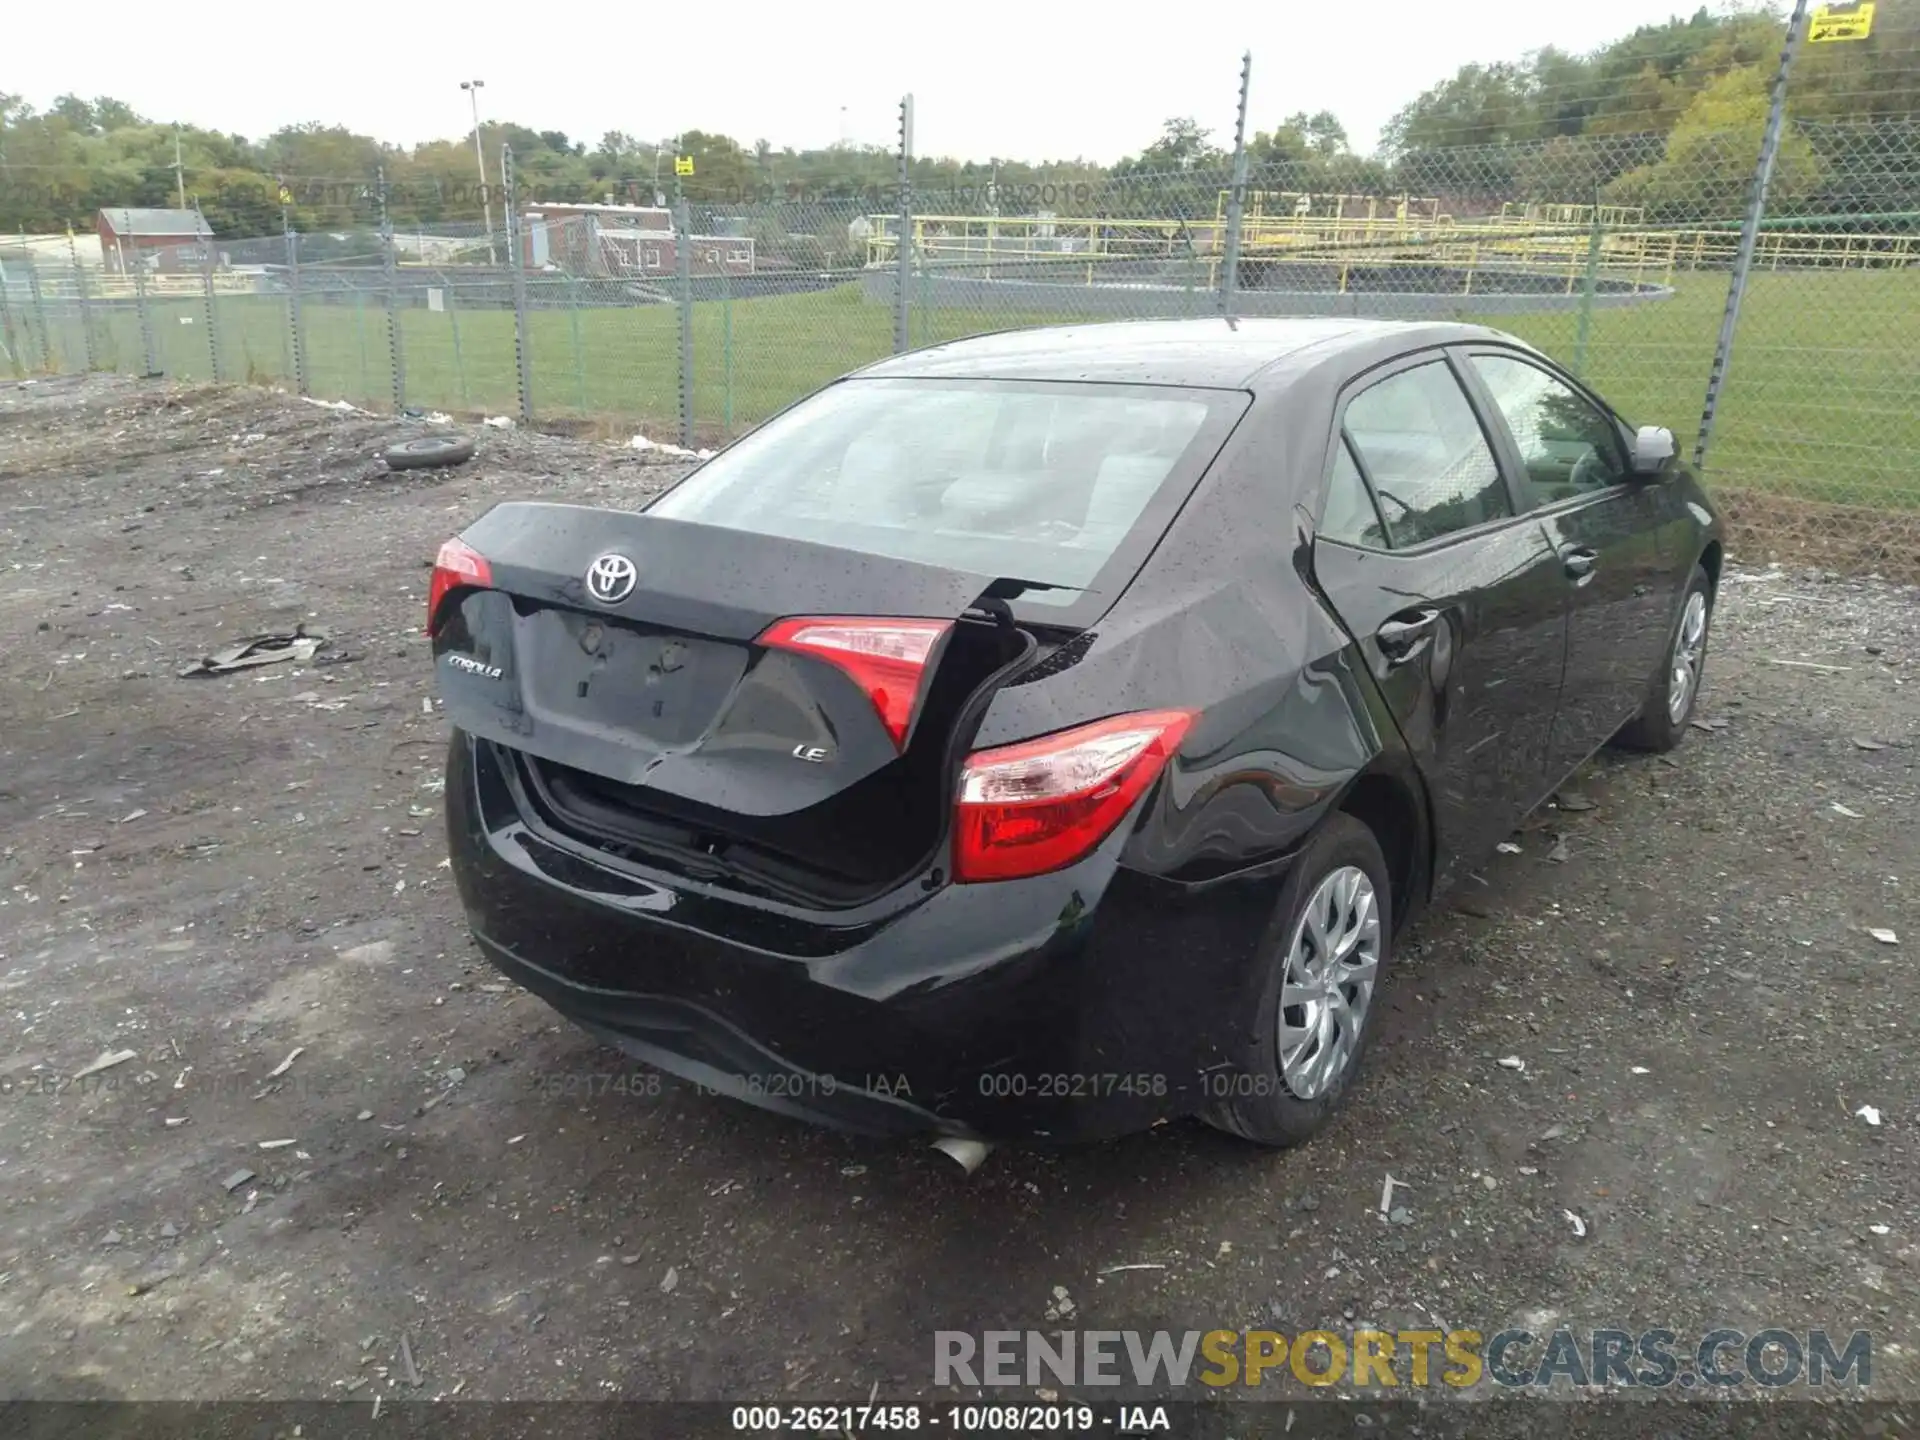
[383,435,476,470]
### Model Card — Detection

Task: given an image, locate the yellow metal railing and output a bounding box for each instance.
[866,208,1919,282]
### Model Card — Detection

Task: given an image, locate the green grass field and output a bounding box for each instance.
[17,268,1920,510]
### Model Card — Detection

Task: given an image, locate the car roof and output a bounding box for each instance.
[855,317,1511,389]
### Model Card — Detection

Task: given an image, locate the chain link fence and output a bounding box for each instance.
[4,22,1918,578]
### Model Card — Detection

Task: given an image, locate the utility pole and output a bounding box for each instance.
[461,80,498,265]
[172,129,187,209]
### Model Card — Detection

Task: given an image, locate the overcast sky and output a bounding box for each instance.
[15,1,1747,161]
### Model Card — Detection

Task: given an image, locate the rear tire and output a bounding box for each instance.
[384,434,476,470]
[1204,813,1392,1149]
[1612,564,1713,753]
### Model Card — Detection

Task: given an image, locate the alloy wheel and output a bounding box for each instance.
[1278,865,1381,1101]
[1667,591,1709,723]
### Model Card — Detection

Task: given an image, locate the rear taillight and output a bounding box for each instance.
[953,710,1195,883]
[757,617,953,750]
[426,537,492,637]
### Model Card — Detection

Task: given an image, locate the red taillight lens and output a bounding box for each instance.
[953,709,1195,883]
[426,537,492,637]
[757,616,953,750]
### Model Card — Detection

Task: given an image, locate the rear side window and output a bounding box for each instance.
[647,378,1242,604]
[1344,360,1512,547]
[1320,438,1390,549]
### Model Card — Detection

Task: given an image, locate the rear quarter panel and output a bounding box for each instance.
[972,373,1413,889]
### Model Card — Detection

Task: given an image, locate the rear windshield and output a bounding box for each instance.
[645,377,1245,605]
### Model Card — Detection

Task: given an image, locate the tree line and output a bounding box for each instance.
[2,3,1916,241]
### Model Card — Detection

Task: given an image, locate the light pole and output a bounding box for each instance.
[461,79,498,265]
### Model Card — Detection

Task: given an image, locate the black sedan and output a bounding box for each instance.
[430,318,1721,1148]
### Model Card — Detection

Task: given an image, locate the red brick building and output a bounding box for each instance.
[97,208,214,275]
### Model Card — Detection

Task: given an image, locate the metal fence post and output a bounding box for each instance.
[286,222,310,396]
[1693,0,1809,472]
[894,94,914,353]
[567,271,587,413]
[674,196,695,448]
[70,232,97,371]
[199,218,223,381]
[378,167,407,412]
[0,275,21,377]
[1571,202,1606,378]
[24,256,53,372]
[1219,52,1252,319]
[132,257,158,375]
[722,271,734,435]
[448,284,469,410]
[503,144,534,424]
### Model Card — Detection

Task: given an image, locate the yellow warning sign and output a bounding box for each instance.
[1809,3,1874,42]
[674,155,695,176]
[277,184,293,205]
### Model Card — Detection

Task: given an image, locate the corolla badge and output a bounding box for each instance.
[446,653,502,680]
[585,553,638,604]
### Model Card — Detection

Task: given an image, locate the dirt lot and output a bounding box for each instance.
[1,375,1916,1424]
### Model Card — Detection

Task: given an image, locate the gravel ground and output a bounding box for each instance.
[1,375,1915,1427]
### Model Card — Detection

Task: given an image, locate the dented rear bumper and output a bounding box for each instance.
[445,731,1279,1142]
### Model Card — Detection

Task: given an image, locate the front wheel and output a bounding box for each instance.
[1613,564,1713,753]
[1203,813,1391,1149]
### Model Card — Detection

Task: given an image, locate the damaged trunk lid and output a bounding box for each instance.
[431,503,1039,900]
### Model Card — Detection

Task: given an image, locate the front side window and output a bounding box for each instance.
[1470,354,1627,505]
[1343,360,1512,547]
[647,378,1241,603]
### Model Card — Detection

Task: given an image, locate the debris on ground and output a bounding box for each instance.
[74,1048,139,1079]
[1044,1285,1076,1320]
[629,433,715,461]
[1869,1224,1892,1236]
[484,415,515,429]
[1554,791,1597,812]
[266,1047,305,1079]
[1564,1210,1589,1239]
[1869,928,1899,945]
[1496,841,1522,854]
[1766,658,1849,673]
[1497,1056,1526,1071]
[1831,803,1864,818]
[1379,1174,1403,1216]
[659,1267,679,1294]
[222,1169,256,1192]
[1856,1106,1883,1127]
[1546,836,1571,864]
[178,626,326,678]
[400,1332,422,1387]
[1851,736,1888,751]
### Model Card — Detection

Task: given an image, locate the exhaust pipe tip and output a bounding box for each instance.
[930,1136,995,1174]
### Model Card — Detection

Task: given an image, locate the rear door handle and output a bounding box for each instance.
[1376,608,1440,664]
[1564,548,1599,581]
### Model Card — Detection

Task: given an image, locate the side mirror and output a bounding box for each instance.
[1630,425,1677,477]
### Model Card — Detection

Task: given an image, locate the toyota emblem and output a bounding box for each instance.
[585,553,638,604]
